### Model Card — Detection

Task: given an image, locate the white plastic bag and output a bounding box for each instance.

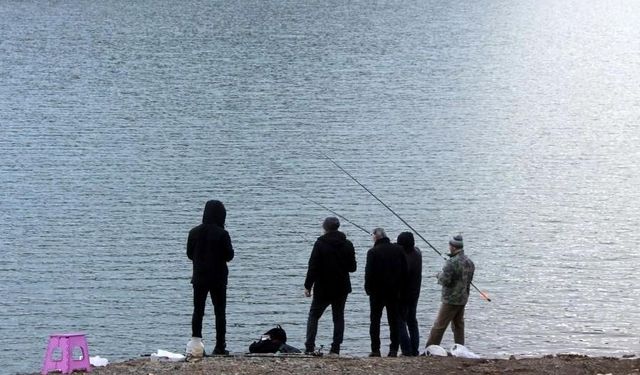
[450,344,480,359]
[150,349,186,362]
[89,356,109,367]
[186,337,205,358]
[425,345,448,357]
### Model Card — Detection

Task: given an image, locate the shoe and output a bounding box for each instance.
[304,346,315,354]
[388,351,398,357]
[368,351,381,357]
[305,350,323,357]
[327,351,339,357]
[212,348,229,355]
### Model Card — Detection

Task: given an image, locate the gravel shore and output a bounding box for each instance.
[34,354,639,375]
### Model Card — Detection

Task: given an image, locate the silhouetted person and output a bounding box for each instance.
[304,217,357,356]
[365,228,408,357]
[187,200,234,355]
[425,234,475,348]
[397,231,422,356]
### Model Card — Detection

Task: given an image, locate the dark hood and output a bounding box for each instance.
[202,200,226,227]
[397,231,415,253]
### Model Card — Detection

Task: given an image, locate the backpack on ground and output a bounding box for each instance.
[248,325,300,354]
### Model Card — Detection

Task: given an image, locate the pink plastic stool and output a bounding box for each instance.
[42,332,91,374]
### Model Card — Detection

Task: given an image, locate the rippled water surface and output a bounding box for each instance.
[2,1,640,373]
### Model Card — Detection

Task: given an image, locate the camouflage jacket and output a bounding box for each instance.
[437,250,475,305]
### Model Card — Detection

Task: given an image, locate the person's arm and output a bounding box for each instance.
[186,229,195,260]
[346,241,357,273]
[416,249,423,285]
[304,241,320,292]
[364,250,373,296]
[223,231,234,262]
[467,260,475,289]
[437,260,455,286]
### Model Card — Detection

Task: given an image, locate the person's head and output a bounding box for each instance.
[449,233,463,254]
[372,227,387,242]
[202,200,226,227]
[322,216,340,232]
[397,231,415,252]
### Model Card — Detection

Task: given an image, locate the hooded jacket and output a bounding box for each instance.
[397,232,423,301]
[365,237,408,297]
[187,200,234,287]
[304,230,357,300]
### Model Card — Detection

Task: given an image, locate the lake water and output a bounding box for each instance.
[1,1,639,373]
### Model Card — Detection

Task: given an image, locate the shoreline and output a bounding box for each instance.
[33,353,639,375]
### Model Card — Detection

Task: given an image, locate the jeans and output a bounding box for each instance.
[192,284,227,351]
[305,294,347,353]
[399,297,420,356]
[369,294,401,353]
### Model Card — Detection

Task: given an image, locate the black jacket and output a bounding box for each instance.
[365,237,408,297]
[402,246,422,301]
[187,200,234,287]
[304,231,357,300]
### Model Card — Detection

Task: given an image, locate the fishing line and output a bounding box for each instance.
[269,185,371,235]
[314,149,492,302]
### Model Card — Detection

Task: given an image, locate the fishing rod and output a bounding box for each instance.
[270,186,371,235]
[301,196,371,236]
[316,151,491,302]
[318,151,445,258]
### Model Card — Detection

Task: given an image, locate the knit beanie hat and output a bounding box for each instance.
[322,217,340,231]
[449,234,464,249]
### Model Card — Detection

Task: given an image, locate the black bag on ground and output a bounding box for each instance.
[249,325,300,354]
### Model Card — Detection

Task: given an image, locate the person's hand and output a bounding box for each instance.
[304,288,311,297]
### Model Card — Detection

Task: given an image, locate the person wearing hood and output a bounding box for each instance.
[425,234,475,348]
[187,200,234,355]
[304,217,357,356]
[397,231,422,356]
[365,228,408,357]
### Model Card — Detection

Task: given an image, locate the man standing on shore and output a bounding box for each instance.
[425,234,475,349]
[397,231,422,356]
[187,200,234,356]
[365,228,408,357]
[304,217,357,356]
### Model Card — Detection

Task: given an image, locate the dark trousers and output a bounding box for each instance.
[305,294,347,353]
[192,284,227,350]
[369,294,401,353]
[399,296,420,356]
[426,303,466,346]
